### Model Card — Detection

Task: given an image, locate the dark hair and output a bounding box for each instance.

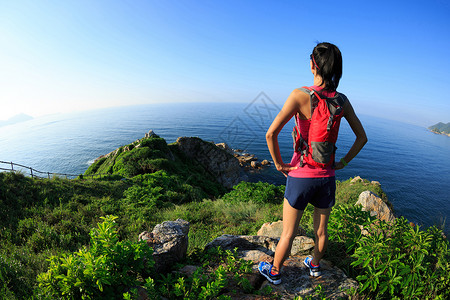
[311,42,342,91]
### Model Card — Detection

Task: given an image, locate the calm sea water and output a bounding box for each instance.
[0,102,449,234]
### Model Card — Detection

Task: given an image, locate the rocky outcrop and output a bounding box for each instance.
[234,151,271,170]
[139,218,355,299]
[144,129,157,138]
[215,142,234,155]
[139,219,190,273]
[262,256,358,299]
[176,137,247,189]
[205,234,314,257]
[206,234,357,299]
[356,191,396,223]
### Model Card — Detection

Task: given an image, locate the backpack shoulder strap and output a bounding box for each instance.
[299,86,324,117]
[336,92,348,106]
[294,87,313,126]
[297,86,314,95]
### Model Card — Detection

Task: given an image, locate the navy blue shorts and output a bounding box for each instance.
[284,176,336,210]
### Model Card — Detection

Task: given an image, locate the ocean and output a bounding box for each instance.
[0,102,449,234]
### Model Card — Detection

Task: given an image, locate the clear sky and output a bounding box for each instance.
[1,0,449,126]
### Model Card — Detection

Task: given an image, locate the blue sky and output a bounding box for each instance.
[0,0,449,126]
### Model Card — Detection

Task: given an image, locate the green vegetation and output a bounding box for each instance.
[36,215,154,299]
[85,134,226,197]
[429,122,450,135]
[328,205,449,299]
[0,134,448,299]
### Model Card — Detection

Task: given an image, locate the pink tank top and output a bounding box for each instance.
[288,86,336,178]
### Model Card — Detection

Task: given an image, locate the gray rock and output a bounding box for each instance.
[145,130,157,138]
[250,161,261,168]
[238,249,274,262]
[261,159,270,166]
[236,153,258,166]
[290,236,315,256]
[350,176,363,183]
[206,234,279,255]
[205,234,313,259]
[215,142,234,155]
[257,220,307,238]
[139,219,190,273]
[356,191,395,223]
[176,137,247,189]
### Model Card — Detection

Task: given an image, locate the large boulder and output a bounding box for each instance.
[176,137,247,189]
[356,191,395,223]
[139,219,190,273]
[257,220,307,238]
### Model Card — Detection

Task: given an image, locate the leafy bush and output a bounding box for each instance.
[221,181,285,204]
[37,215,154,299]
[328,204,450,299]
[113,148,168,177]
[328,204,376,253]
[123,171,205,207]
[157,247,255,299]
[0,247,44,299]
[351,218,449,299]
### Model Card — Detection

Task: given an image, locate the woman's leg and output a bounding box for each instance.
[272,198,303,273]
[311,207,332,266]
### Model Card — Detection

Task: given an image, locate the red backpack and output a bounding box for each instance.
[292,86,347,168]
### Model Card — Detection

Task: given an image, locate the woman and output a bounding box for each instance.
[258,42,367,284]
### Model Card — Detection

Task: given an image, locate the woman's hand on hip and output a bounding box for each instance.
[275,163,298,177]
[334,161,345,170]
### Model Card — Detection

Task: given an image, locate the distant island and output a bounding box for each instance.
[428,122,450,137]
[0,113,33,127]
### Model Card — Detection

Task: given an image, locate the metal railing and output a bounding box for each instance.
[0,160,113,180]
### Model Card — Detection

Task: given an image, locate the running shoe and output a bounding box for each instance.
[303,255,321,277]
[258,261,281,285]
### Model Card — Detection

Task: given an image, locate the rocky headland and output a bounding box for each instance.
[89,130,272,189]
[428,122,450,137]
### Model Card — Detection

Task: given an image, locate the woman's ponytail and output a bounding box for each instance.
[312,43,342,91]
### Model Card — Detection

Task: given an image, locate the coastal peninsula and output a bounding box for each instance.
[428,122,450,136]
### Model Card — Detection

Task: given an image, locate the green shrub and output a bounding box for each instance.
[138,137,167,150]
[221,181,285,204]
[36,215,154,299]
[112,147,160,177]
[124,171,206,207]
[328,204,376,253]
[351,218,450,299]
[158,247,254,299]
[328,204,450,299]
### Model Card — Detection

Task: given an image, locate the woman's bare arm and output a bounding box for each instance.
[334,100,368,170]
[266,89,308,176]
